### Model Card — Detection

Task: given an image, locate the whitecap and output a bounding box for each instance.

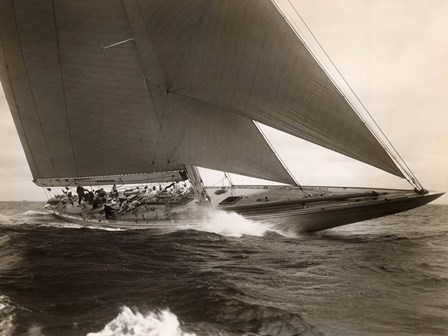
[189,209,293,238]
[0,214,13,225]
[38,223,124,231]
[87,306,195,336]
[22,210,49,217]
[0,295,16,336]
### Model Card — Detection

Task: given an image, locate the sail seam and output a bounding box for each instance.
[51,0,79,177]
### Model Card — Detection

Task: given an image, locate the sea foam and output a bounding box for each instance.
[87,307,195,336]
[192,209,289,238]
[22,210,49,217]
[0,295,15,336]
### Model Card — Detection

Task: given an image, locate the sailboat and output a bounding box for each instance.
[0,0,443,232]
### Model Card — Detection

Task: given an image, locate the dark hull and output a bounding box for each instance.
[230,192,443,232]
[49,185,443,233]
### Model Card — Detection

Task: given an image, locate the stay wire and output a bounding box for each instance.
[283,0,423,190]
[272,0,417,188]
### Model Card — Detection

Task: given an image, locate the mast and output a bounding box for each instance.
[185,165,210,204]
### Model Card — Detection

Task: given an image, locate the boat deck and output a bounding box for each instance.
[47,185,443,232]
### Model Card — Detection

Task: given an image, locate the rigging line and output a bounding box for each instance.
[270,1,395,163]
[51,0,79,178]
[224,172,234,187]
[271,4,405,181]
[11,2,56,173]
[273,0,418,187]
[254,121,302,189]
[0,30,43,180]
[284,0,423,189]
[272,0,399,171]
[285,2,422,186]
[43,186,51,200]
[285,4,421,188]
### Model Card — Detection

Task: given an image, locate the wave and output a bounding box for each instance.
[87,306,195,336]
[38,222,124,232]
[0,209,54,226]
[184,209,295,238]
[0,234,11,247]
[0,295,15,336]
[0,214,14,226]
[0,234,22,273]
[22,210,49,217]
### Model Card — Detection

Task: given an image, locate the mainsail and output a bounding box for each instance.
[0,0,404,188]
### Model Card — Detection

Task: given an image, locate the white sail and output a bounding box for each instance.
[0,0,405,189]
[0,0,295,186]
[135,0,404,178]
[155,91,295,184]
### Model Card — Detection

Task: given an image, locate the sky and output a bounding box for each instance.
[0,0,447,203]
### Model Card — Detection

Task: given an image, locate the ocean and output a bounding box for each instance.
[0,202,447,336]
